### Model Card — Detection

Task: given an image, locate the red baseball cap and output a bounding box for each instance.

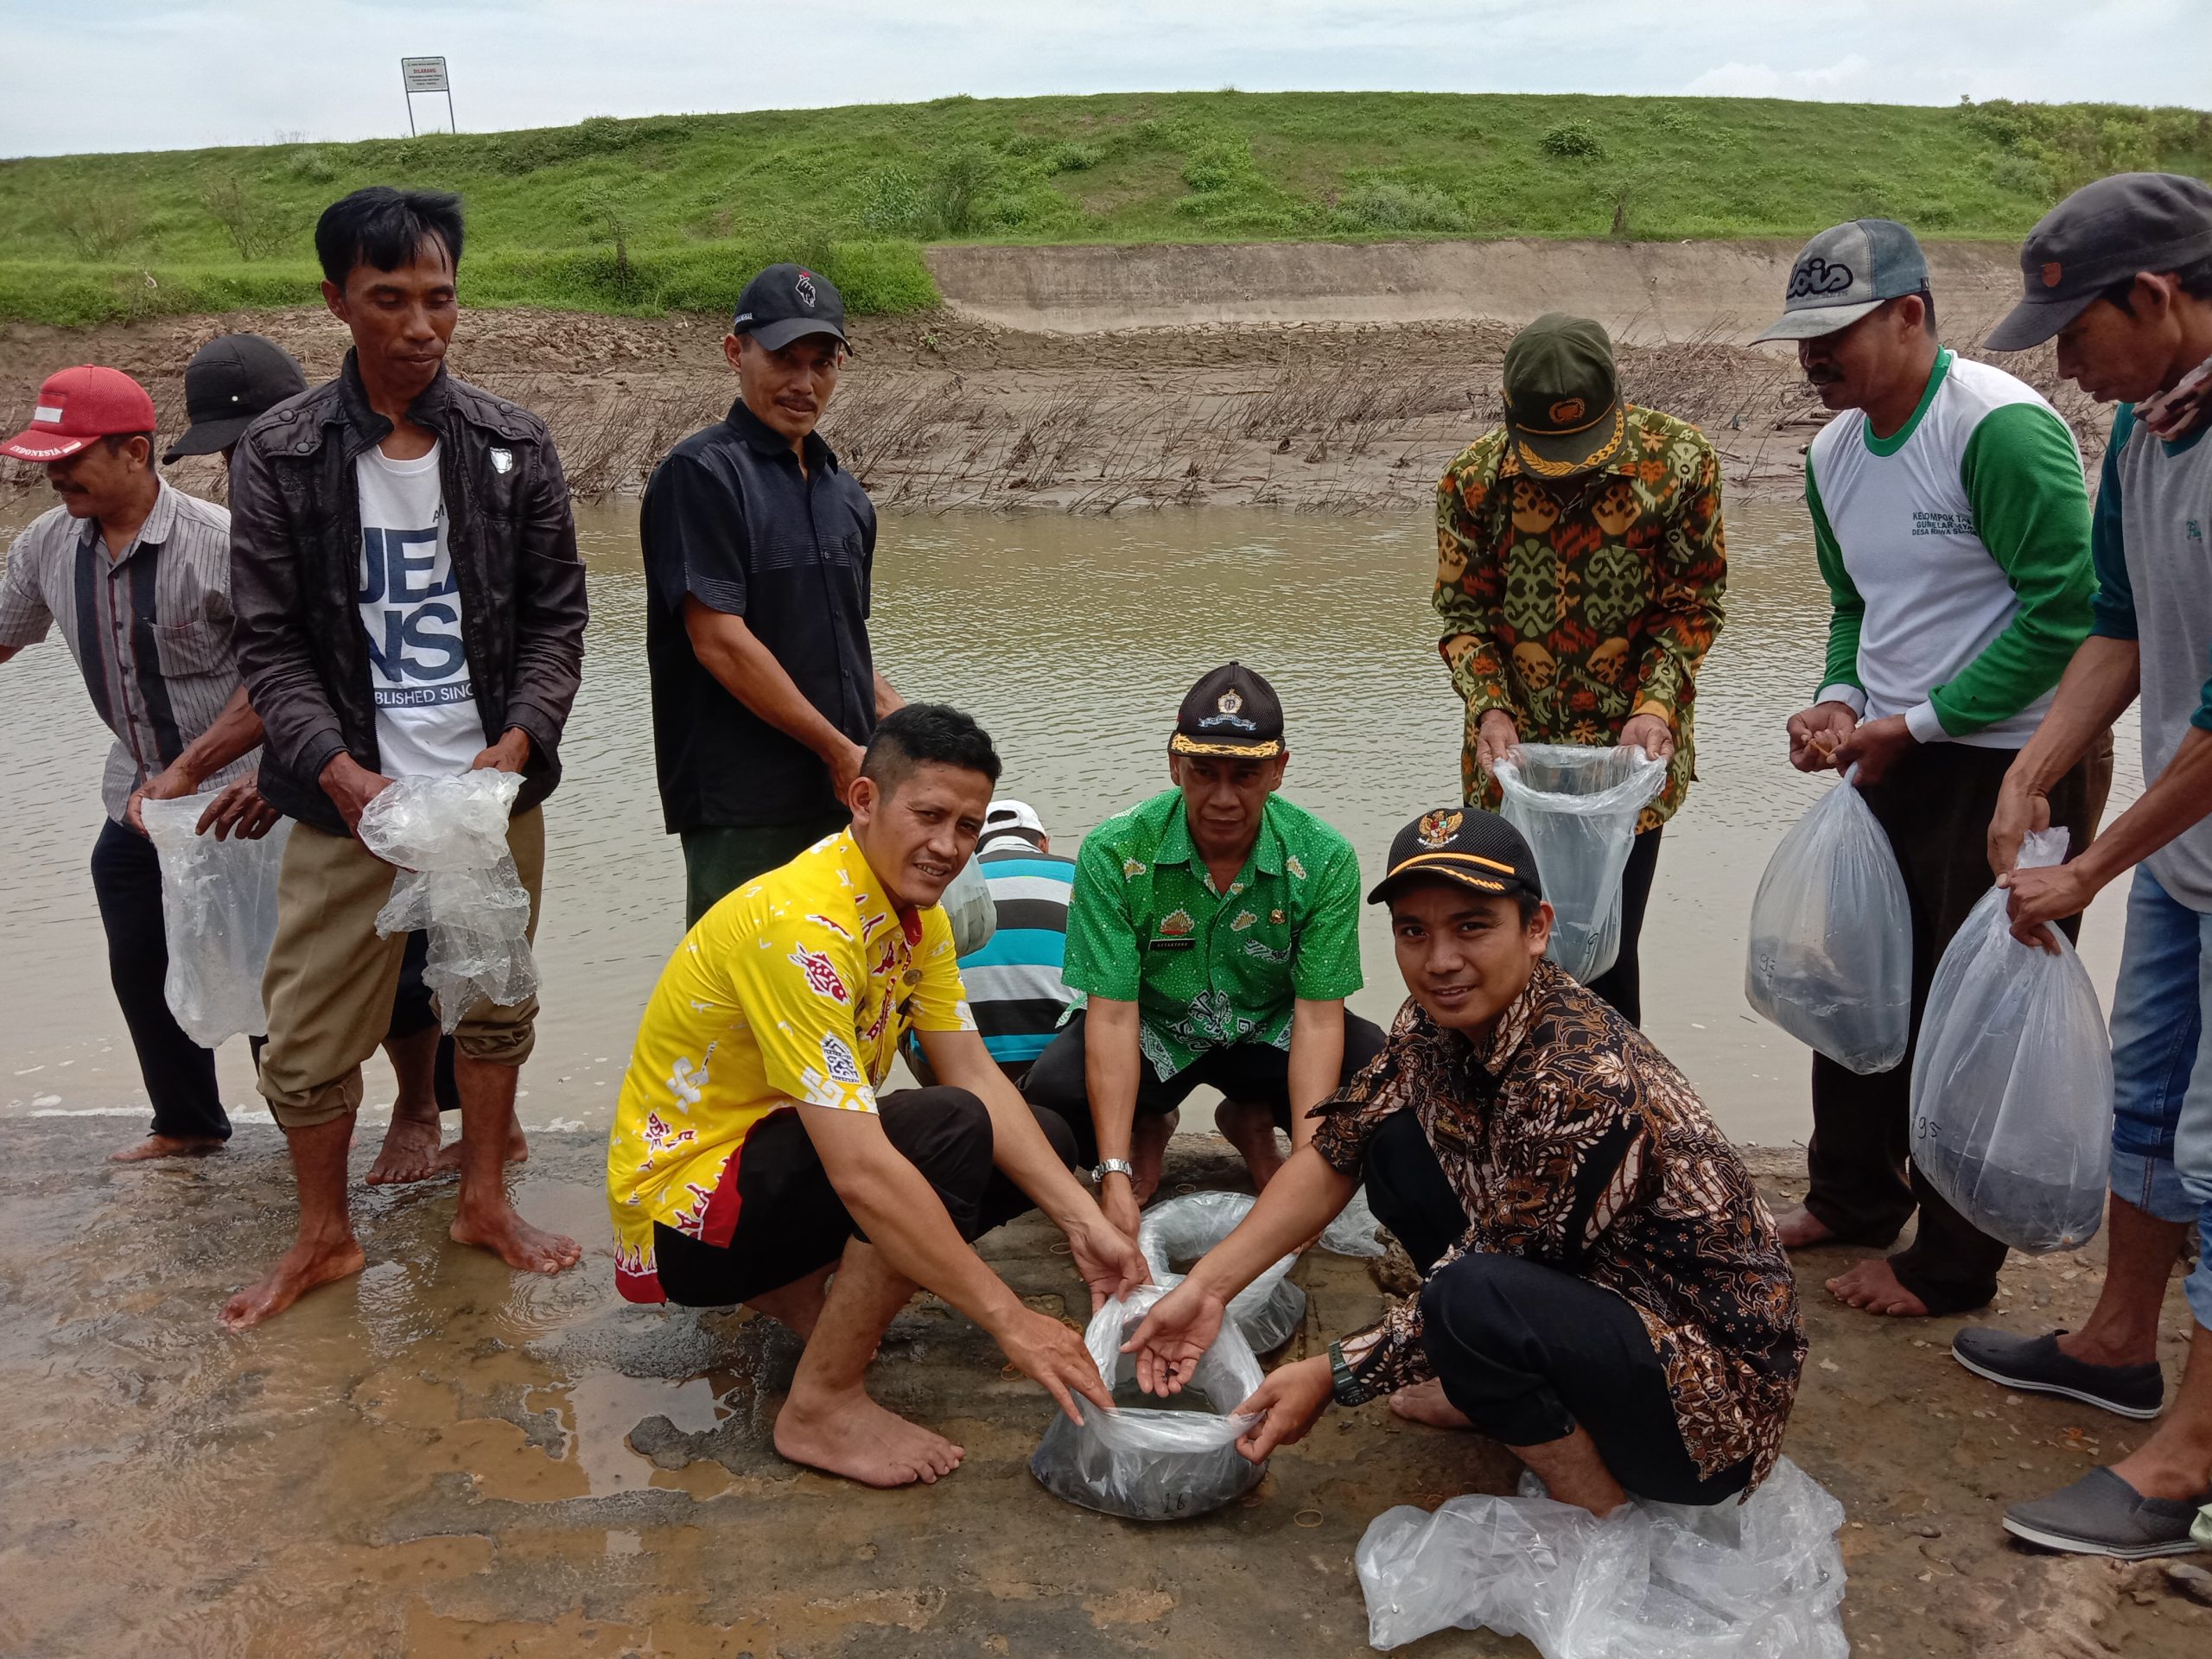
[1,366,160,463]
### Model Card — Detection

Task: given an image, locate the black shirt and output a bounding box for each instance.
[641,399,877,831]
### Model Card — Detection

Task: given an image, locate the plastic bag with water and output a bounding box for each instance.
[1491,745,1669,983]
[139,797,293,1048]
[1743,773,1913,1075]
[358,771,538,1033]
[941,854,997,957]
[1137,1191,1306,1352]
[1030,1278,1267,1521]
[1909,829,2113,1253]
[1355,1457,1848,1656]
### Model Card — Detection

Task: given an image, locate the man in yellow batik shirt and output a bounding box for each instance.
[607,703,1147,1489]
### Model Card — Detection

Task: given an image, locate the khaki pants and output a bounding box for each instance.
[257,808,544,1129]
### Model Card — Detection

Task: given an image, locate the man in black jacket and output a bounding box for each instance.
[223,187,588,1328]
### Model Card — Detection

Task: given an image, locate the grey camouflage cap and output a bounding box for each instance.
[1986,172,2212,351]
[1754,219,1931,343]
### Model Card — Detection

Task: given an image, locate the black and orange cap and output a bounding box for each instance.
[1368,806,1543,906]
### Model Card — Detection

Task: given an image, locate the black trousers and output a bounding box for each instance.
[1363,1108,1753,1505]
[1025,1009,1390,1169]
[1582,826,1662,1027]
[652,1088,1078,1307]
[90,818,230,1141]
[1805,743,2093,1315]
[385,931,463,1112]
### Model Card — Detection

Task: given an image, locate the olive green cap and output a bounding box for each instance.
[1502,313,1625,479]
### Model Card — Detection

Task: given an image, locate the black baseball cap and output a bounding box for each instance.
[1368,807,1544,907]
[732,263,850,353]
[163,334,307,462]
[1986,173,2212,352]
[1503,315,1626,479]
[1171,663,1284,760]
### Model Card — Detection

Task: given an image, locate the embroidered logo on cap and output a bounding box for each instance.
[796,271,817,308]
[1217,690,1243,715]
[2042,261,2064,289]
[31,404,63,423]
[1415,809,1465,849]
[1547,398,1586,428]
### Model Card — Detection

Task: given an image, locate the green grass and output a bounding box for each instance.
[2,91,2205,327]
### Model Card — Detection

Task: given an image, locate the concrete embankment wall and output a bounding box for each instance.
[925,238,2024,344]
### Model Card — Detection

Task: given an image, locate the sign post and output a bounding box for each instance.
[399,56,454,136]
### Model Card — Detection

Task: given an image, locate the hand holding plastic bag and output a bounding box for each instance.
[1491,745,1668,982]
[1744,773,1912,1074]
[1137,1192,1306,1352]
[358,771,537,1033]
[1910,829,2113,1252]
[140,798,292,1047]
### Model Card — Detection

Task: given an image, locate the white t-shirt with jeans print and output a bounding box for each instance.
[356,442,483,777]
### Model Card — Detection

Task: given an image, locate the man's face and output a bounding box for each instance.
[322,234,458,395]
[1796,297,1921,411]
[849,760,992,912]
[45,436,149,520]
[727,333,845,444]
[1170,750,1287,858]
[2055,279,2187,404]
[1389,880,1551,1035]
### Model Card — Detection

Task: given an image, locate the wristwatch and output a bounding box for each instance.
[1094,1157,1135,1184]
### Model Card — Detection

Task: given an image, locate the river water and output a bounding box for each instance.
[3,496,2142,1146]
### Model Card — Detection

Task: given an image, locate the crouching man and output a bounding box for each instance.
[607,704,1147,1487]
[1127,807,1805,1512]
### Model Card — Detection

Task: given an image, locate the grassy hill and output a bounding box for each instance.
[1,91,2205,327]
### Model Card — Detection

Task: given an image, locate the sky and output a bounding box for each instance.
[2,0,2205,157]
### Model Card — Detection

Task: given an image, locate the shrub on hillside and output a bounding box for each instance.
[1183,136,1256,193]
[1334,177,1467,234]
[859,167,935,237]
[202,174,294,262]
[1540,120,1605,161]
[285,148,340,184]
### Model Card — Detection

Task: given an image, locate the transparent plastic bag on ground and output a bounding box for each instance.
[1355,1456,1848,1656]
[1319,1186,1389,1256]
[941,855,997,957]
[358,772,537,1033]
[1030,1278,1266,1521]
[1137,1192,1306,1352]
[1743,774,1912,1074]
[140,798,293,1048]
[1909,829,2113,1252]
[1491,746,1668,983]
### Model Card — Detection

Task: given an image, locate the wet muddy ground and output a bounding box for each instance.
[2,1128,2204,1658]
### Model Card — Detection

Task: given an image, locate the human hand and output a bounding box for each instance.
[1987,779,2053,881]
[470,728,531,773]
[194,776,283,841]
[126,760,200,836]
[318,752,394,839]
[995,1306,1113,1426]
[1618,712,1675,762]
[1474,709,1522,774]
[1830,713,1915,786]
[1098,1174,1143,1244]
[1121,1275,1227,1398]
[826,737,867,807]
[1232,1353,1334,1463]
[1785,702,1858,772]
[1999,860,2098,954]
[1068,1214,1150,1314]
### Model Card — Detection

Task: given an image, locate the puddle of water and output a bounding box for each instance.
[538,1370,731,1496]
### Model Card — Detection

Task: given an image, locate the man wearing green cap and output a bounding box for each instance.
[1435,313,1726,1025]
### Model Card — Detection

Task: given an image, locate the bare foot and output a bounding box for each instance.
[1772,1202,1838,1249]
[220,1235,367,1329]
[366,1109,443,1184]
[1389,1377,1472,1429]
[450,1201,581,1274]
[109,1133,226,1163]
[1826,1257,1930,1317]
[773,1388,965,1487]
[432,1121,530,1174]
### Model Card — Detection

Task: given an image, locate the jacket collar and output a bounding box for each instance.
[725,397,840,474]
[334,350,452,449]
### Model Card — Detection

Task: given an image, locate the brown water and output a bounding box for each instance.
[2,496,2142,1144]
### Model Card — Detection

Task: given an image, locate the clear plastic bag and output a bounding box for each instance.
[1030,1278,1267,1521]
[1319,1186,1390,1257]
[358,772,538,1033]
[139,798,293,1048]
[1743,774,1912,1074]
[1355,1457,1848,1656]
[941,854,997,957]
[1137,1192,1306,1352]
[1491,745,1669,982]
[1910,830,2113,1252]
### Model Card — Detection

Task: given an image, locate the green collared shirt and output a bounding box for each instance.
[1062,790,1364,1079]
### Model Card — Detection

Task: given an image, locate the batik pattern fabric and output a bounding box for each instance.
[1311,961,1803,1488]
[1434,408,1727,832]
[606,830,974,1302]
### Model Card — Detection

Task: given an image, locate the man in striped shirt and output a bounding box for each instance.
[963,800,1077,1088]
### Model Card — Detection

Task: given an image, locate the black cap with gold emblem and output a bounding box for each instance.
[1367,806,1544,906]
[1171,662,1285,760]
[1502,313,1626,480]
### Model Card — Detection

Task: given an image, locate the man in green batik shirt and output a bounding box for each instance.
[1023,664,1382,1238]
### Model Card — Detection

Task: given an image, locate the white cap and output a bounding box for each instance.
[979,798,1046,849]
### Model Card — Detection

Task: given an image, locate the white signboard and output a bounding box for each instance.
[401,56,449,93]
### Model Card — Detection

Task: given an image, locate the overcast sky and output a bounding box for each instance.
[3,1,2205,157]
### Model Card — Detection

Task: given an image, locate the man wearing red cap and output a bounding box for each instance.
[0,365,268,1160]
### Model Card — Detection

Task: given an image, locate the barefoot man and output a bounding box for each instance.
[1126,807,1804,1515]
[607,705,1146,1485]
[1759,218,2100,1318]
[222,186,589,1326]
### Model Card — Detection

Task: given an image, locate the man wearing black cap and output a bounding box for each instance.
[640,263,903,926]
[1123,805,1802,1516]
[1952,172,2212,1560]
[1025,664,1382,1236]
[164,334,308,467]
[1755,219,2101,1324]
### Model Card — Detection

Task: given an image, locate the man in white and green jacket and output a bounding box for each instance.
[1760,218,2099,1319]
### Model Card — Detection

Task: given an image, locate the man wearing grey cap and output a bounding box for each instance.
[1955,172,2212,1560]
[1757,218,2099,1321]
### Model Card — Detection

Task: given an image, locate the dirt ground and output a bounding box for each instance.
[0,1122,2203,1658]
